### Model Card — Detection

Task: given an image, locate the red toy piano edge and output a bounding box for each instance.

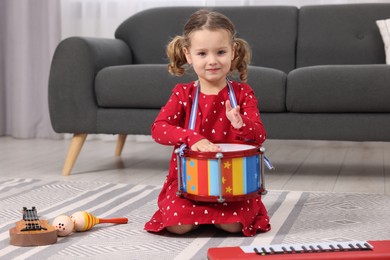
[207,240,390,260]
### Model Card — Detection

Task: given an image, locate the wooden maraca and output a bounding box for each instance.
[70,211,128,232]
[52,215,74,237]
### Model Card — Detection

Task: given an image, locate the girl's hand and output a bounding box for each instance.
[226,100,243,129]
[191,139,221,152]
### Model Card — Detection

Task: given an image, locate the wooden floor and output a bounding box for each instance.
[0,136,389,194]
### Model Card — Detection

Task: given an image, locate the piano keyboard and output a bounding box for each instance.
[240,241,373,255]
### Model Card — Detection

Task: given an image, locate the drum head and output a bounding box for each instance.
[184,142,261,159]
[218,143,256,152]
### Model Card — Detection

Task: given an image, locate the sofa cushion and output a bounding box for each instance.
[95,65,287,112]
[287,65,390,112]
[115,6,298,73]
[95,64,195,109]
[297,4,390,67]
[246,66,286,112]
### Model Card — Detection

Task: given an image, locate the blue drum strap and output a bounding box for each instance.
[189,78,236,131]
[226,79,238,108]
[188,81,200,130]
[181,78,274,170]
[180,78,235,155]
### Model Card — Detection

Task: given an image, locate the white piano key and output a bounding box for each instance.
[240,241,373,254]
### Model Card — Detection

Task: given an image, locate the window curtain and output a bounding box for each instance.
[0,0,61,139]
[0,0,387,139]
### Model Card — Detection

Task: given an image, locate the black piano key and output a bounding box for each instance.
[317,245,324,251]
[253,247,263,255]
[364,243,371,249]
[309,245,316,251]
[281,246,288,253]
[337,244,344,250]
[269,247,276,254]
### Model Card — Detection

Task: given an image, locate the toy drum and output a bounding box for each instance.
[175,142,266,203]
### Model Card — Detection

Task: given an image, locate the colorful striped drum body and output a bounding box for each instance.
[179,143,262,201]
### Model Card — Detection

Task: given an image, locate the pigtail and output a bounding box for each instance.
[231,38,251,82]
[167,36,188,76]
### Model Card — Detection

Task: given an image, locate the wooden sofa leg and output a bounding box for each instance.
[115,134,127,156]
[62,133,88,176]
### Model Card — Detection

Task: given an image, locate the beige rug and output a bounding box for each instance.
[0,178,389,259]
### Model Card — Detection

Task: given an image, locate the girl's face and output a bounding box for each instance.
[184,29,234,94]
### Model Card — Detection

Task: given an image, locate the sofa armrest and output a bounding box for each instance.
[48,37,132,133]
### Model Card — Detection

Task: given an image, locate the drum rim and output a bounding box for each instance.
[181,191,262,202]
[183,141,262,159]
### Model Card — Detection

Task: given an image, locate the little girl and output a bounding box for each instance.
[144,9,271,236]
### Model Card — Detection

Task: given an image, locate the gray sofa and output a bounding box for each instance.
[49,4,390,175]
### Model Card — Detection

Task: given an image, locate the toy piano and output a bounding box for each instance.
[207,240,390,260]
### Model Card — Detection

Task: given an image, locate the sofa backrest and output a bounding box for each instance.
[115,6,298,73]
[296,4,390,68]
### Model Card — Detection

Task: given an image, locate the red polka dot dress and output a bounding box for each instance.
[144,80,271,236]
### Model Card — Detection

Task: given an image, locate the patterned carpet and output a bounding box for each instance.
[0,178,389,259]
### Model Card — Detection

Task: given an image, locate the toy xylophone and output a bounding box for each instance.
[207,240,390,260]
